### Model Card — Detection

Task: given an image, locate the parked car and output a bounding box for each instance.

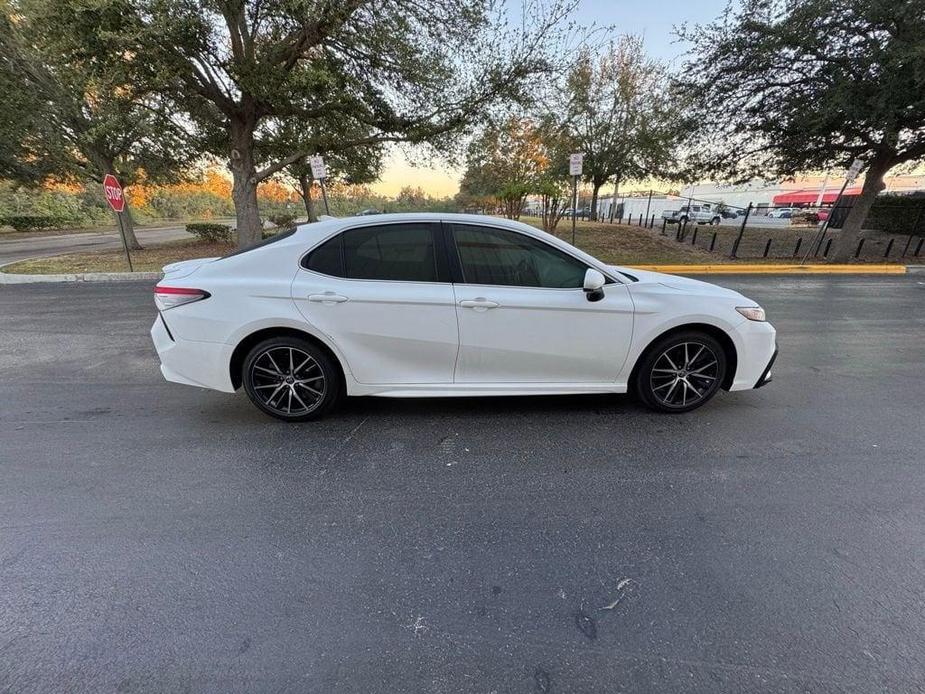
[152,213,777,421]
[662,203,722,226]
[355,208,380,216]
[766,208,796,219]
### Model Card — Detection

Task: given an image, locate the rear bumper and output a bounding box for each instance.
[754,346,778,388]
[151,315,236,393]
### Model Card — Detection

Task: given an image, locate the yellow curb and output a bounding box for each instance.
[632,264,907,275]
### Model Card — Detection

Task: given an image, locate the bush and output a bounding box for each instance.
[186,222,232,242]
[0,214,74,231]
[268,213,296,228]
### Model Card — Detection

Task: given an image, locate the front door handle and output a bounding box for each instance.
[459,298,499,310]
[308,292,349,304]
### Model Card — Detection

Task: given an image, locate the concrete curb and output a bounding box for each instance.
[0,271,162,284]
[633,264,908,275]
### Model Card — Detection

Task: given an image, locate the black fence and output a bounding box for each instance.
[524,190,925,261]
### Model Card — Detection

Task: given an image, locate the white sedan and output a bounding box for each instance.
[152,213,777,421]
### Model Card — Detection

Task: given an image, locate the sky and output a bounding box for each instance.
[371,0,730,198]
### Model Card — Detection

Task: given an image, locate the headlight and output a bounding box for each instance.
[736,306,766,322]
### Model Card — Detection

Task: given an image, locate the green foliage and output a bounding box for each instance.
[268,213,297,229]
[148,190,234,220]
[0,215,73,231]
[0,0,195,188]
[0,181,110,229]
[864,194,925,235]
[677,0,925,181]
[185,223,232,243]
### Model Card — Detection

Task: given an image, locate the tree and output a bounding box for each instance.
[0,0,196,248]
[678,0,925,261]
[458,116,548,219]
[130,0,576,246]
[562,36,679,219]
[533,117,574,232]
[264,114,382,221]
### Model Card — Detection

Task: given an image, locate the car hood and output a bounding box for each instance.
[610,265,747,300]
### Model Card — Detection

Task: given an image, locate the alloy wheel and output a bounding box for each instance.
[249,346,326,417]
[649,341,719,409]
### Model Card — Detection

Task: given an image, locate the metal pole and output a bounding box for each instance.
[609,177,620,223]
[802,178,849,264]
[730,202,752,258]
[571,175,578,245]
[644,189,653,226]
[319,178,331,215]
[116,211,133,272]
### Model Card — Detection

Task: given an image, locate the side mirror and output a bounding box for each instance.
[583,268,606,302]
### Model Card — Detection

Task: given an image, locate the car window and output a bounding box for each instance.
[301,223,439,282]
[450,224,588,288]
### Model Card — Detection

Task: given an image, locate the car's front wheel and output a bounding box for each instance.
[635,331,727,413]
[242,337,341,421]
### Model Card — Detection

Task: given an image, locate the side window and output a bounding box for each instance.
[302,234,344,276]
[301,223,439,282]
[450,224,588,288]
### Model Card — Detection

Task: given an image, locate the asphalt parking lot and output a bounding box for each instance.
[1,275,924,693]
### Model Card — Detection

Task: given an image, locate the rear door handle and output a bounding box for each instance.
[459,298,499,310]
[308,292,349,304]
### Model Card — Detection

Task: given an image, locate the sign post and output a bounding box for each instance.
[569,153,584,245]
[801,158,863,264]
[103,173,132,272]
[309,155,330,216]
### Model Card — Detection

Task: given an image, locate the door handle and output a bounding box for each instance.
[308,292,349,304]
[459,298,499,309]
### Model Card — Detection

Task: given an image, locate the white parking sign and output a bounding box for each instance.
[569,153,584,176]
[309,155,327,180]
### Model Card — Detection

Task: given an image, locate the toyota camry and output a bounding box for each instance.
[151,213,777,421]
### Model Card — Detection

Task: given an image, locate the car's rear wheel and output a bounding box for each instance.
[242,337,341,421]
[635,331,727,413]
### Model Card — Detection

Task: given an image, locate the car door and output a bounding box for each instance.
[447,222,635,384]
[291,221,458,385]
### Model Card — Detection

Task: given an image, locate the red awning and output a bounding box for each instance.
[773,188,863,205]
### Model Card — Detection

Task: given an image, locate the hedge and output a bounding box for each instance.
[0,215,75,231]
[186,222,232,242]
[268,213,297,229]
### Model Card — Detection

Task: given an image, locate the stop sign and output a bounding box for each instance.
[103,173,125,213]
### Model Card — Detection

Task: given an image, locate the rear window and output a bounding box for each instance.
[301,223,439,282]
[221,228,296,259]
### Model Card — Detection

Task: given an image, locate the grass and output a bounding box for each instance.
[526,218,721,265]
[3,239,234,274]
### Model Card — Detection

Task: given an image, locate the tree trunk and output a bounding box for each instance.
[608,177,621,223]
[298,173,316,222]
[229,123,262,248]
[116,199,142,251]
[590,182,603,221]
[830,154,893,262]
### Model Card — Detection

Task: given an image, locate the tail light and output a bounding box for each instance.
[154,285,211,311]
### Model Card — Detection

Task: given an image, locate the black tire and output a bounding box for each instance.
[242,336,342,422]
[711,216,721,226]
[634,331,727,413]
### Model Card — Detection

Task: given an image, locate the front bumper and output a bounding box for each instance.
[754,346,778,388]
